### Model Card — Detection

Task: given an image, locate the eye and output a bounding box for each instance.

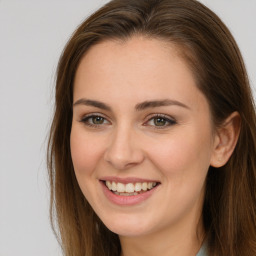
[80,114,110,127]
[145,114,176,128]
[90,116,105,124]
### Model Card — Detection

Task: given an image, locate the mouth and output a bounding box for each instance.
[101,180,160,196]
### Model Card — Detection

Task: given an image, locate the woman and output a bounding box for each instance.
[47,0,256,255]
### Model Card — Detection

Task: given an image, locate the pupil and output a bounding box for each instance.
[93,116,103,124]
[154,118,166,126]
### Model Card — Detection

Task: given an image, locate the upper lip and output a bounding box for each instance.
[99,176,161,184]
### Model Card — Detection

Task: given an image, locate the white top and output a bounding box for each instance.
[196,243,207,256]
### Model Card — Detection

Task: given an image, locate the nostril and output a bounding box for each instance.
[104,151,145,170]
[103,135,145,170]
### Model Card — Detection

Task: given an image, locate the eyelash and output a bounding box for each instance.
[79,113,177,129]
[144,114,177,129]
[80,114,110,128]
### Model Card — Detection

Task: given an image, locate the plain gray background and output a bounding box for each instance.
[0,1,255,255]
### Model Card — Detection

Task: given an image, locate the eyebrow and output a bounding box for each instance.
[73,98,190,111]
[73,99,111,111]
[135,99,190,111]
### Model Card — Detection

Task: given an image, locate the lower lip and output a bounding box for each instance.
[101,182,159,206]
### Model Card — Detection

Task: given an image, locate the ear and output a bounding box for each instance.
[210,111,241,168]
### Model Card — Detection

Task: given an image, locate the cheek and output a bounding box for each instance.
[147,127,213,179]
[70,126,104,176]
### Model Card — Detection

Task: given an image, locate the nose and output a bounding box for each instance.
[104,125,145,170]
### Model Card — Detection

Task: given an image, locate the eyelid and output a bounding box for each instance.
[80,112,108,119]
[143,113,177,128]
[79,113,111,127]
[78,112,176,129]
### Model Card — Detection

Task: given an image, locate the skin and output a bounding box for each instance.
[70,36,239,256]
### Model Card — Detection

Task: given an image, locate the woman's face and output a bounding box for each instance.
[71,36,217,238]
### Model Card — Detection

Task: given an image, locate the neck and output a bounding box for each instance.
[119,215,204,256]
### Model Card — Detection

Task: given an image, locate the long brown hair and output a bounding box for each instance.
[47,0,256,255]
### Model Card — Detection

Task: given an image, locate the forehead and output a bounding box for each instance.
[73,36,207,111]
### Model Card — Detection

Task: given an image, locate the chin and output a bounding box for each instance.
[100,214,153,237]
[108,224,148,237]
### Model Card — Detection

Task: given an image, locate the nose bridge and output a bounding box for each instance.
[104,122,144,170]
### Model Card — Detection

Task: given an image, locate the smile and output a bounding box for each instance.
[104,181,159,196]
[100,178,161,205]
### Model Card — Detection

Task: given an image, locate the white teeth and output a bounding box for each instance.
[106,181,112,190]
[125,183,135,193]
[142,182,147,191]
[116,182,125,192]
[135,182,142,192]
[112,181,117,191]
[105,180,158,194]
